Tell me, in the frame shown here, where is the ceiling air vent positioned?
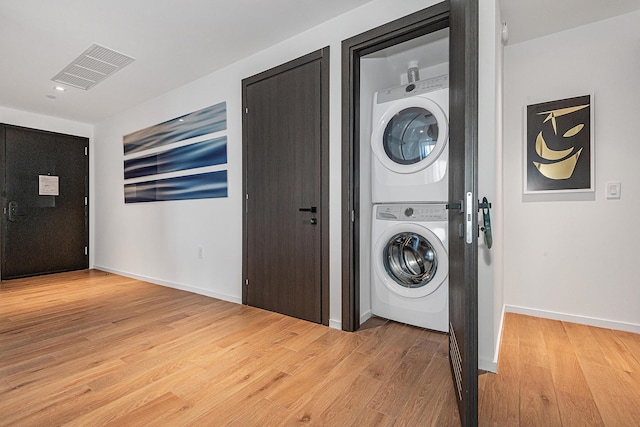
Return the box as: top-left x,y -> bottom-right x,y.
52,43 -> 135,90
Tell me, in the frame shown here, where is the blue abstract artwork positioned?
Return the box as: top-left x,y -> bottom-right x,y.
124,136 -> 227,180
123,102 -> 227,155
123,102 -> 228,203
124,171 -> 228,203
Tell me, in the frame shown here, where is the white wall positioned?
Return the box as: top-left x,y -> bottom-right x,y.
0,106 -> 95,266
502,10 -> 640,332
478,0 -> 501,372
92,0 -> 444,324
359,57 -> 399,323
0,106 -> 92,137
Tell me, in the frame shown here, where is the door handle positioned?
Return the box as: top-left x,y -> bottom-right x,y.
8,201 -> 22,222
479,197 -> 493,249
298,206 -> 317,213
299,206 -> 317,225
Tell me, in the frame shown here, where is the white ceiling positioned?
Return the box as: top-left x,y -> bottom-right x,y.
2,0 -> 640,124
0,0 -> 375,124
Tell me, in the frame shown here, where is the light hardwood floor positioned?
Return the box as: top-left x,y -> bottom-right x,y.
0,270 -> 459,426
1,270 -> 639,426
480,312 -> 640,426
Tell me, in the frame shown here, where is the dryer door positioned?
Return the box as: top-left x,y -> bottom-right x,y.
372,96 -> 448,174
374,223 -> 448,298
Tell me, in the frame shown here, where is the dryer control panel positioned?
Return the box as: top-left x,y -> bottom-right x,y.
376,204 -> 447,221
376,74 -> 449,104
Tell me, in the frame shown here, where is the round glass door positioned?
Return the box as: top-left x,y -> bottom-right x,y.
383,107 -> 440,165
371,95 -> 448,175
383,231 -> 438,288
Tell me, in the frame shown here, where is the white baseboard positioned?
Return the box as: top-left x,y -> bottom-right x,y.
360,309 -> 373,325
505,304 -> 640,334
479,358 -> 497,373
328,310 -> 372,331
93,265 -> 242,305
488,304 -> 507,374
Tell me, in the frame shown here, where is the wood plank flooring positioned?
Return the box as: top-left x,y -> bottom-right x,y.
479,312 -> 640,426
3,270 -> 639,426
0,270 -> 459,426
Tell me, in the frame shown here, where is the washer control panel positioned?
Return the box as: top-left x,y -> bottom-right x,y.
376,204 -> 447,221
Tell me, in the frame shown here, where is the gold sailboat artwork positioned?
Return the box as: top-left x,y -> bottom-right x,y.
537,104 -> 589,135
533,131 -> 582,180
533,149 -> 583,180
534,132 -> 572,160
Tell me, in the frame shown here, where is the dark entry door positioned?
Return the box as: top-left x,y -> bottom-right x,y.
242,48 -> 329,324
1,124 -> 89,279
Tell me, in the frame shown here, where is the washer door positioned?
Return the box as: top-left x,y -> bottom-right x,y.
374,223 -> 448,298
372,96 -> 448,174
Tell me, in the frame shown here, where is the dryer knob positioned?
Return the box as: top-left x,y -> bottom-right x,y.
404,207 -> 414,217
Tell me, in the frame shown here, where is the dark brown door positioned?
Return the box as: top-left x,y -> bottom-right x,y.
242,48 -> 329,324
448,0 -> 479,425
1,124 -> 89,279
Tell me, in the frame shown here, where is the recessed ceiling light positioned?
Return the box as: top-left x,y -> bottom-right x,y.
54,86 -> 66,91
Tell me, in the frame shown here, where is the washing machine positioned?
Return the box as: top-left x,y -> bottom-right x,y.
371,203 -> 448,332
371,74 -> 449,203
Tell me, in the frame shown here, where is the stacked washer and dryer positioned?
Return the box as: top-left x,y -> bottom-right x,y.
370,73 -> 450,332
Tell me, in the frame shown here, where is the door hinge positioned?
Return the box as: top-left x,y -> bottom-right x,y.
84,147 -> 88,156
84,197 -> 88,206
351,210 -> 355,223
84,246 -> 88,256
245,279 -> 249,286
245,107 -> 249,114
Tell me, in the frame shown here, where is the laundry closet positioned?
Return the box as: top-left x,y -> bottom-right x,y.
358,28 -> 451,331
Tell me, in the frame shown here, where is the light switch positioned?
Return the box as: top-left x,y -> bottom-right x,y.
606,181 -> 621,199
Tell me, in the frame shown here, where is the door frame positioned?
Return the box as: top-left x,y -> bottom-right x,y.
340,1 -> 450,332
241,48 -> 330,325
341,1 -> 479,423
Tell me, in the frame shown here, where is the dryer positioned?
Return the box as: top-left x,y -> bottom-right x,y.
371,75 -> 449,203
371,203 -> 448,332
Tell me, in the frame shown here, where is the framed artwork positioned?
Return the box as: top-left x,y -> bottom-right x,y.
524,94 -> 594,194
122,102 -> 228,203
